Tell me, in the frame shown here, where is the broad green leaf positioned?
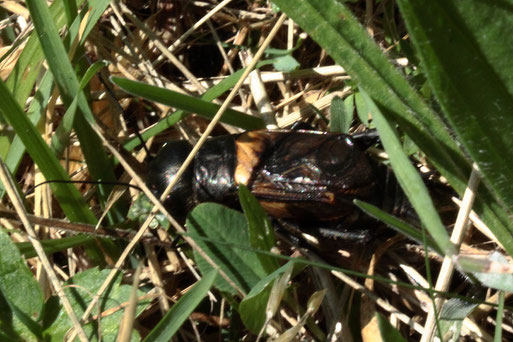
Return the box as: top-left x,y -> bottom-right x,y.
272,55 -> 300,72
438,298 -> 478,342
111,77 -> 265,131
466,252 -> 513,292
0,230 -> 43,341
187,203 -> 268,294
396,0 -> 513,236
360,89 -> 454,255
143,271 -> 217,342
238,185 -> 279,274
42,268 -> 150,341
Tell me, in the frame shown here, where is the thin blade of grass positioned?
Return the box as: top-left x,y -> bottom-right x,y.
396,0 -> 513,235
354,200 -> 441,254
1,0 -> 111,198
122,60 -> 273,150
0,79 -> 97,223
142,271 -> 217,342
111,77 -> 265,131
5,0 -> 84,105
25,0 -> 119,212
360,89 -> 455,255
50,60 -> 108,155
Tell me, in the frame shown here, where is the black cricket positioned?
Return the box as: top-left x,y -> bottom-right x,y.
147,128 -> 411,241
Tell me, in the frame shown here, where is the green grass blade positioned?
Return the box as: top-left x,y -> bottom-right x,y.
360,89 -> 455,255
111,77 -> 265,131
354,200 -> 441,254
143,271 -> 217,342
5,0 -> 83,105
122,61 -> 272,150
0,79 -> 97,223
495,291 -> 505,342
25,0 -> 123,217
0,72 -> 55,199
396,0 -> 513,224
51,60 -> 108,155
2,0 -> 110,188
16,235 -> 94,259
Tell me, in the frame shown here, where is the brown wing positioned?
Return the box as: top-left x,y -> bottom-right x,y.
234,130 -> 378,221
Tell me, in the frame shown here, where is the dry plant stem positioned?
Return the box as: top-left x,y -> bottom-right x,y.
117,262 -> 142,342
0,160 -> 89,342
452,197 -> 504,250
182,65 -> 348,92
330,269 -> 425,335
421,163 -> 481,342
143,242 -> 170,313
0,209 -> 169,245
241,50 -> 277,128
117,1 -> 206,93
152,0 -> 234,67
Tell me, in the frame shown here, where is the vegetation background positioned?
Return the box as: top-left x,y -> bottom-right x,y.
0,0 -> 512,340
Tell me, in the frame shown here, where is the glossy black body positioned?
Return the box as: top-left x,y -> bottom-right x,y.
147,129 -> 399,231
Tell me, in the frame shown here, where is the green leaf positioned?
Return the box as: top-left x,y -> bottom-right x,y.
1,0 -> 111,199
16,235 -> 95,259
25,0 -> 119,213
143,271 -> 217,342
5,0 -> 83,105
376,313 -> 407,342
0,230 -> 43,341
187,203 -> 268,294
238,185 -> 279,274
42,268 -> 150,341
122,61 -> 273,151
354,200 -> 441,254
360,89 -> 455,255
239,262 -> 295,334
111,76 -> 265,131
272,55 -> 300,72
354,92 -> 370,126
438,298 -> 478,342
467,252 -> 513,292
329,96 -> 352,133
0,78 -> 97,223
495,291 -> 505,342
396,0 -> 513,211
50,60 -> 109,155
396,0 -> 513,247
